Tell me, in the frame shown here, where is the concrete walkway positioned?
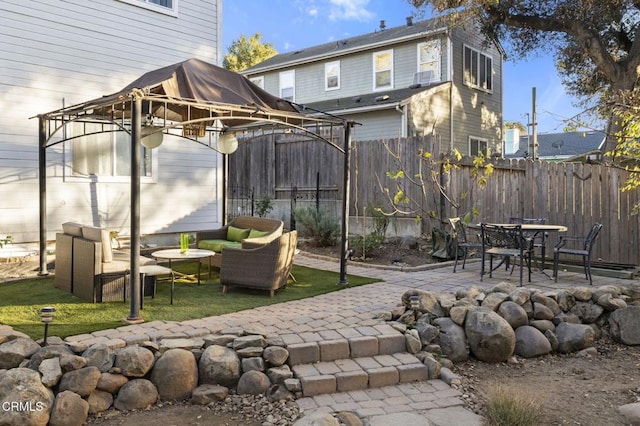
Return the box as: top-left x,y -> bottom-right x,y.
64,254 -> 638,425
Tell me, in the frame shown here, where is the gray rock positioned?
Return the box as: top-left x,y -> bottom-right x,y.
233,335 -> 266,350
569,286 -> 593,302
82,344 -> 115,373
59,353 -> 87,372
597,293 -> 627,311
490,281 -> 517,295
555,322 -> 596,353
49,390 -> 89,426
532,303 -> 554,320
236,346 -> 264,358
114,346 -> 155,378
198,344 -> 241,387
242,356 -> 265,372
528,319 -> 555,334
556,290 -> 577,312
414,320 -> 439,345
113,379 -> 158,411
404,329 -> 422,354
237,370 -> 271,395
87,389 -> 114,414
284,378 -> 302,392
0,368 -> 54,426
433,317 -> 469,363
158,338 -> 204,352
439,367 -> 461,386
150,348 -> 198,401
423,355 -> 442,380
570,301 -> 604,324
191,384 -> 229,405
508,287 -> 531,305
498,301 -> 529,329
335,411 -> 364,426
263,346 -> 289,366
267,383 -> 294,401
58,366 -> 101,397
531,292 -> 561,315
0,337 -> 42,369
609,306 -> 640,345
204,334 -> 237,347
618,402 -> 640,425
293,411 -> 340,426
514,325 -> 552,358
448,304 -> 470,326
96,372 -> 128,394
401,289 -> 444,317
267,365 -> 293,384
39,357 -> 63,387
481,292 -> 509,311
27,344 -> 75,371
465,307 -> 516,363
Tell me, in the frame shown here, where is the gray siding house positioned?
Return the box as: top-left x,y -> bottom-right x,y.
504,129 -> 606,161
243,16 -> 504,155
0,0 -> 222,246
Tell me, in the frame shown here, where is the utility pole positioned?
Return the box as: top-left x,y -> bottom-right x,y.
530,87 -> 538,160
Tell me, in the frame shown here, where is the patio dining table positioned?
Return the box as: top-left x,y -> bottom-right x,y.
472,223 -> 568,279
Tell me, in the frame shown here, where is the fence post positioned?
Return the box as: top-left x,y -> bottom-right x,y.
290,186 -> 297,230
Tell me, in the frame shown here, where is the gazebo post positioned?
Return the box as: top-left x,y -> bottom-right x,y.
38,115 -> 49,276
338,121 -> 353,286
126,98 -> 143,323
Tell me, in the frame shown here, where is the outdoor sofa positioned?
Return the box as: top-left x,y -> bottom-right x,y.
55,222 -> 156,303
195,216 -> 284,272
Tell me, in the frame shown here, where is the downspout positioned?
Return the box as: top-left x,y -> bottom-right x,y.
395,104 -> 406,138
126,98 -> 142,323
447,32 -> 454,152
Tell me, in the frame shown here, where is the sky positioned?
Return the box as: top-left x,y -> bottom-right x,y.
222,0 -> 586,135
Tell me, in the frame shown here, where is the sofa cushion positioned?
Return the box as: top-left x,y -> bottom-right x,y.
248,229 -> 270,239
227,226 -> 251,242
82,226 -> 113,263
62,222 -> 84,237
198,239 -> 242,253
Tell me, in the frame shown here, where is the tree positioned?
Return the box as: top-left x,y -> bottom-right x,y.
223,33 -> 277,72
407,0 -> 640,155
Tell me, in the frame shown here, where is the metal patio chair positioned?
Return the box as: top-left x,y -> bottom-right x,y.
553,223 -> 603,285
448,217 -> 482,273
509,217 -> 549,268
481,223 -> 532,287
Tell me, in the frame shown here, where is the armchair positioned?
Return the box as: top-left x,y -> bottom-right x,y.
553,223 -> 603,285
448,217 -> 482,273
220,230 -> 298,297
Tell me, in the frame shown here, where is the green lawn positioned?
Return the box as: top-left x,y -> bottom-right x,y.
0,262 -> 380,339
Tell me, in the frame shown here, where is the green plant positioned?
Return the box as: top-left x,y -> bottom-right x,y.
294,207 -> 340,247
349,233 -> 385,256
484,384 -> 542,426
0,235 -> 12,248
255,195 -> 274,217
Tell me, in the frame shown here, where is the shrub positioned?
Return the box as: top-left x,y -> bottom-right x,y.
294,207 -> 340,247
349,233 -> 385,257
484,384 -> 542,426
255,196 -> 274,217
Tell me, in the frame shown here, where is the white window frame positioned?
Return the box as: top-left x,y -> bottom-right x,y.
117,0 -> 178,17
416,40 -> 441,84
65,123 -> 157,183
373,49 -> 393,91
279,70 -> 295,102
469,136 -> 489,157
325,60 -> 340,91
249,76 -> 264,89
463,45 -> 493,92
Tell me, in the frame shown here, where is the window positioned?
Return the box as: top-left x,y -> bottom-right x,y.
325,61 -> 340,91
463,45 -> 493,91
249,76 -> 264,89
71,123 -> 152,179
373,50 -> 393,90
118,0 -> 177,15
279,70 -> 295,101
149,0 -> 172,7
469,137 -> 489,157
416,40 -> 441,84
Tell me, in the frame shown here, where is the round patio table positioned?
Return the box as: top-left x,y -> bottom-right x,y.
151,248 -> 215,285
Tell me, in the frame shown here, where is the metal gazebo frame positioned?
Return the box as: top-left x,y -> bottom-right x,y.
37,76 -> 353,322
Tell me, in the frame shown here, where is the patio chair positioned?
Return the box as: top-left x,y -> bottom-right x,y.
553,223 -> 603,285
509,217 -> 548,267
481,223 -> 531,287
448,217 -> 482,272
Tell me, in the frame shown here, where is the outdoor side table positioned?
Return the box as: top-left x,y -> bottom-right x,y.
139,264 -> 175,308
151,249 -> 215,285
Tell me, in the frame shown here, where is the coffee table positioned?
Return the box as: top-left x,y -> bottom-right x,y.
151,249 -> 215,285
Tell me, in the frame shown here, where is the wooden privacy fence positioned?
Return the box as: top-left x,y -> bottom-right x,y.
230,135 -> 640,266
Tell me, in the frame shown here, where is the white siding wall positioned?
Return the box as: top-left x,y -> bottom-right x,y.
0,0 -> 221,242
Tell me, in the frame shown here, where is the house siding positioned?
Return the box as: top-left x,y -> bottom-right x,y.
0,0 -> 221,243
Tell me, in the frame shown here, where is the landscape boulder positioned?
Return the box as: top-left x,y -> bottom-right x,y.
465,307 -> 515,363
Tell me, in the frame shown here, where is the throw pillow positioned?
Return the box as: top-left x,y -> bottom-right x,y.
248,229 -> 270,239
227,226 -> 251,242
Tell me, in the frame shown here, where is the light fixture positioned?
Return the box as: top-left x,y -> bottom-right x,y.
40,306 -> 55,346
217,131 -> 238,154
140,115 -> 164,149
409,295 -> 420,311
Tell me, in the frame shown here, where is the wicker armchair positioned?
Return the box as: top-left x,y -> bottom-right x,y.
220,230 -> 297,297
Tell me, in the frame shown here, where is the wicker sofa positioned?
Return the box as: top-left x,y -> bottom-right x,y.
55,222 -> 156,303
220,230 -> 298,297
195,216 -> 284,271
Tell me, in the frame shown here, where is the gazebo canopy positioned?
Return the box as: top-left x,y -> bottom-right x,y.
37,58 -> 352,323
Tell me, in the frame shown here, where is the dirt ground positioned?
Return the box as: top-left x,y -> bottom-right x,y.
4,250 -> 640,425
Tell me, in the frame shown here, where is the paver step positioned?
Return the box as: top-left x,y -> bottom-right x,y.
292,353 -> 428,397
284,331 -> 407,366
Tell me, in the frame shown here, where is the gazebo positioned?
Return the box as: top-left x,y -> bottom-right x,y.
36,58 -> 353,322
